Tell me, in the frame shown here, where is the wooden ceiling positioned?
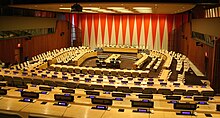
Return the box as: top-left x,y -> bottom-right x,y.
10,3 -> 195,14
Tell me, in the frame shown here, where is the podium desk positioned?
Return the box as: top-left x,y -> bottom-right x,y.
63,104 -> 106,118
21,101 -> 67,117
0,97 -> 29,111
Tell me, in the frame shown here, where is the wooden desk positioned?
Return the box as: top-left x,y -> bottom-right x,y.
103,47 -> 138,53
0,97 -> 29,111
72,51 -> 97,66
21,101 -> 67,117
63,104 -> 106,118
105,54 -> 121,63
133,53 -> 148,69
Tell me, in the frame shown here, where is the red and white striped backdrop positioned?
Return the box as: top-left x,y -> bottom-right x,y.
77,14 -> 186,50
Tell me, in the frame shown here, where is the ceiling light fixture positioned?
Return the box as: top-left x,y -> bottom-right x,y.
83,7 -> 100,10
59,8 -> 71,10
107,7 -> 125,10
133,7 -> 151,10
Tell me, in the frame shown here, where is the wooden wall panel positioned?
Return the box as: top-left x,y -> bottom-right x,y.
0,20 -> 70,64
173,22 -> 214,83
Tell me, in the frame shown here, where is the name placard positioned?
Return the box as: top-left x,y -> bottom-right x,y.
54,94 -> 74,102
91,98 -> 113,105
21,91 -> 39,99
131,100 -> 154,108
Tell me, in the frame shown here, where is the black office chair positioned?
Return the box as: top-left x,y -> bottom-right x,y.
4,76 -> 13,86
32,79 -> 44,85
117,86 -> 131,93
143,88 -> 157,94
103,85 -> 116,92
55,81 -> 66,87
44,80 -> 56,87
66,82 -> 78,89
90,85 -> 103,90
173,89 -> 186,95
130,87 -> 143,93
23,77 -> 32,84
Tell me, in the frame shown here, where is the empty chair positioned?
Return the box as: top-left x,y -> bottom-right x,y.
4,76 -> 13,86
88,69 -> 95,75
66,82 -> 78,88
95,70 -> 102,75
55,81 -> 66,87
118,71 -> 124,76
201,90 -> 215,97
103,85 -> 116,92
103,70 -> 110,76
61,67 -> 68,72
54,67 -> 61,72
13,77 -> 23,87
44,80 -> 56,86
67,68 -> 74,73
0,75 -> 4,81
111,71 -> 117,76
90,85 -> 103,90
140,72 -> 148,78
173,89 -> 186,95
78,84 -> 91,90
47,66 -> 54,71
132,72 -> 139,77
124,72 -> 132,77
130,87 -> 143,93
117,86 -> 131,93
185,90 -> 200,96
32,79 -> 44,85
157,88 -> 172,95
74,68 -> 81,74
23,77 -> 32,84
143,88 -> 157,94
82,69 -> 88,74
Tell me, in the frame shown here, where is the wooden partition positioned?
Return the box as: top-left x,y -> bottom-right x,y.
172,22 -> 214,86
0,20 -> 71,64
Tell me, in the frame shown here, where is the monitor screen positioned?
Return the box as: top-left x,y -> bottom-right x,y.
174,103 -> 197,110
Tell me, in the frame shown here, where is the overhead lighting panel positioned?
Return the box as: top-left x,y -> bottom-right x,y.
59,8 -> 71,10
83,7 -> 100,10
107,7 -> 125,10
133,7 -> 152,10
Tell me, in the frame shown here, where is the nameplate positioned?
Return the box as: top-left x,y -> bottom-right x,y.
62,89 -> 75,93
39,86 -> 52,91
174,103 -> 197,110
176,111 -> 195,116
114,97 -> 123,101
21,91 -> 39,99
133,108 -> 151,113
19,98 -> 35,102
131,100 -> 154,108
112,93 -> 126,97
86,91 -> 100,96
91,98 -> 113,105
138,94 -> 153,99
54,94 -> 74,102
166,96 -> 181,100
194,96 -> 209,101
53,101 -> 70,106
91,105 -> 108,110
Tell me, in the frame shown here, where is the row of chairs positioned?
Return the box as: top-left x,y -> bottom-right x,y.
48,66 -> 148,78
0,75 -> 214,96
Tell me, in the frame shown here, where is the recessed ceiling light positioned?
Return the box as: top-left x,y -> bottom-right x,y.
82,10 -> 97,13
107,7 -> 125,10
34,5 -> 37,7
60,5 -> 63,7
83,7 -> 100,10
133,7 -> 151,10
136,9 -> 152,13
59,8 -> 71,10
